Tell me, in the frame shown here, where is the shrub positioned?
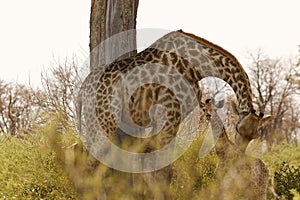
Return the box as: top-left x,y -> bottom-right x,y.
0,135 -> 77,199
274,162 -> 300,200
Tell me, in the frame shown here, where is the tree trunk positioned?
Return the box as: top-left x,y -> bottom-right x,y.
90,0 -> 139,71
88,1 -> 141,199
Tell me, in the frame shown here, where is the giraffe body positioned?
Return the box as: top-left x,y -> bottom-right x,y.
78,30 -> 254,152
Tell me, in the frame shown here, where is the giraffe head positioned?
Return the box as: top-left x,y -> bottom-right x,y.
232,101 -> 272,152
202,98 -> 224,120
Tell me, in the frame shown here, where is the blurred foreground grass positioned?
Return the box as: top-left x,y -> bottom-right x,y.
0,116 -> 299,199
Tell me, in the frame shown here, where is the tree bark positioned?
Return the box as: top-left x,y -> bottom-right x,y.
88,1 -> 140,199
90,0 -> 139,71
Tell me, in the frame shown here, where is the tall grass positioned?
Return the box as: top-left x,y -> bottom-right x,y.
1,115 -> 299,199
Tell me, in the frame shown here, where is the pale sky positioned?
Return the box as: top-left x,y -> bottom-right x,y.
0,0 -> 299,86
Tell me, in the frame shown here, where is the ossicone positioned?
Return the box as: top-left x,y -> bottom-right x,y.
259,112 -> 264,118
205,99 -> 212,104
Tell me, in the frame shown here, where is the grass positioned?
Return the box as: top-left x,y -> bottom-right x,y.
1,119 -> 299,199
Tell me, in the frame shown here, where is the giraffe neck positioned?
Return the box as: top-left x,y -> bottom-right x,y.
148,30 -> 253,112
210,111 -> 237,163
100,30 -> 253,112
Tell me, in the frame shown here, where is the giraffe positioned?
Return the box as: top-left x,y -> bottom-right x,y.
203,98 -> 269,200
78,29 -> 264,150
77,29 -> 268,198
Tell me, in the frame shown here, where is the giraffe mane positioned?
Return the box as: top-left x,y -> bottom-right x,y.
176,29 -> 254,111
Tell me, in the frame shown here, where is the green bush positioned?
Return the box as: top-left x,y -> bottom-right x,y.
0,135 -> 77,199
261,142 -> 300,199
274,162 -> 300,200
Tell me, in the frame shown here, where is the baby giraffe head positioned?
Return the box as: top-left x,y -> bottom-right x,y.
202,98 -> 224,120
232,101 -> 272,152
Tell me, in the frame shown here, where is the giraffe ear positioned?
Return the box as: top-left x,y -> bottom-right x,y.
260,115 -> 272,125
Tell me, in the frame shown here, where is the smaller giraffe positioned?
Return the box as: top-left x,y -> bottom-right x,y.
203,98 -> 269,200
